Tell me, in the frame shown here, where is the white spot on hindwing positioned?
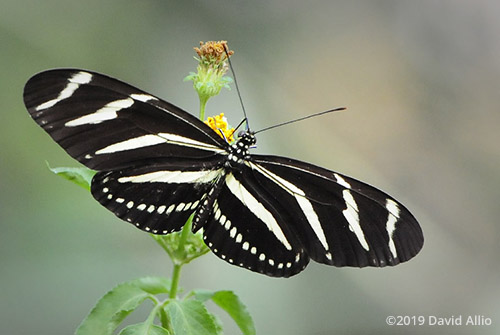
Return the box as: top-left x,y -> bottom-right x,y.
166,204 -> 175,215
157,205 -> 166,214
229,227 -> 237,238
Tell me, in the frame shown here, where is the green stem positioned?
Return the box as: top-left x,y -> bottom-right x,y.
168,216 -> 193,299
199,95 -> 208,120
168,89 -> 208,300
169,264 -> 182,299
147,302 -> 163,324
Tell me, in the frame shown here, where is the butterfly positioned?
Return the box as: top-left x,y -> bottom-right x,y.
23,69 -> 423,277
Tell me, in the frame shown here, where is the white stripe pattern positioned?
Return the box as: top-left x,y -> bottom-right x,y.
36,71 -> 92,111
65,98 -> 134,127
225,173 -> 292,250
94,132 -> 226,155
117,169 -> 222,184
251,163 -> 330,252
130,93 -> 158,102
385,199 -> 400,258
334,173 -> 370,251
95,134 -> 166,154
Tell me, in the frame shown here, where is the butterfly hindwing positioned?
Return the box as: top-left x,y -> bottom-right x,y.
23,69 -> 228,171
91,158 -> 224,234
200,170 -> 309,277
250,155 -> 423,268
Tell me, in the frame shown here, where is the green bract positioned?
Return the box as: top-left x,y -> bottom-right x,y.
185,67 -> 233,103
184,41 -> 234,120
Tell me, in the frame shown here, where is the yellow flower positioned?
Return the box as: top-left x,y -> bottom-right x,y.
204,113 -> 235,143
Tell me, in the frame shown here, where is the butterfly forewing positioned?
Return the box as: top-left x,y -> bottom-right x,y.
24,69 -> 228,171
251,155 -> 423,267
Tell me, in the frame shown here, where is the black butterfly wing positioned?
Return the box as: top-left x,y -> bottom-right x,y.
24,69 -> 229,233
91,157 -> 225,234
199,170 -> 310,277
23,69 -> 228,171
249,155 -> 423,268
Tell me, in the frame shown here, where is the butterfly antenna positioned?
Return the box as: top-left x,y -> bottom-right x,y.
224,45 -> 250,131
228,118 -> 248,140
254,107 -> 346,134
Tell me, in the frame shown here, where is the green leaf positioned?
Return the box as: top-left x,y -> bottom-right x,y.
193,290 -> 256,335
165,300 -> 220,335
48,164 -> 96,191
76,277 -> 170,335
131,276 -> 171,295
119,323 -> 170,335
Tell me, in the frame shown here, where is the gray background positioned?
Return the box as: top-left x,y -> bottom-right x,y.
2,1 -> 499,334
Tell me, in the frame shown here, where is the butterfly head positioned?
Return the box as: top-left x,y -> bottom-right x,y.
226,130 -> 256,168
236,130 -> 256,150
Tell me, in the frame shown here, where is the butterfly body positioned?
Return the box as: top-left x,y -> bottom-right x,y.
24,69 -> 423,277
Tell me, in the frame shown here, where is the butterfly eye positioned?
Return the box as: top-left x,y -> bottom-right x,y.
237,130 -> 246,138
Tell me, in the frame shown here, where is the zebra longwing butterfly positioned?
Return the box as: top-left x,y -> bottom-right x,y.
24,69 -> 423,277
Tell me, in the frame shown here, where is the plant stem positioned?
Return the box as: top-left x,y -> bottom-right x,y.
168,216 -> 193,299
169,263 -> 182,299
168,92 -> 207,300
199,95 -> 208,120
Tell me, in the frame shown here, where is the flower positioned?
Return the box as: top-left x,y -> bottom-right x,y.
205,113 -> 235,143
194,40 -> 234,66
185,41 -> 234,105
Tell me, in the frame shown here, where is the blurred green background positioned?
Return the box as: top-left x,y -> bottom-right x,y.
2,1 -> 499,334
